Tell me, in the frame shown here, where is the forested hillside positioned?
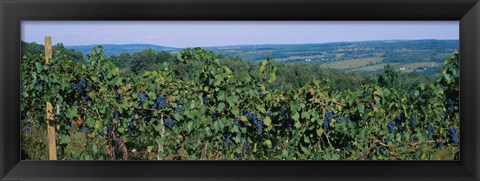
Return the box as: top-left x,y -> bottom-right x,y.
65,39 -> 458,76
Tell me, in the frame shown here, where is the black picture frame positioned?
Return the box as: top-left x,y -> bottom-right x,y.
1,0 -> 479,180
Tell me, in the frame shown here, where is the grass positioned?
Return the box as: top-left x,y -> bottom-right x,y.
349,63 -> 400,72
321,57 -> 384,69
323,58 -> 440,74
399,62 -> 440,72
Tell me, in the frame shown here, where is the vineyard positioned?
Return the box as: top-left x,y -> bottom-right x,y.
21,46 -> 459,160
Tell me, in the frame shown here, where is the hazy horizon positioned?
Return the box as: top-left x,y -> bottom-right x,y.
22,21 -> 458,48
22,38 -> 459,49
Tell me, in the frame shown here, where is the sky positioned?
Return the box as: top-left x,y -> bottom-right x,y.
21,21 -> 459,48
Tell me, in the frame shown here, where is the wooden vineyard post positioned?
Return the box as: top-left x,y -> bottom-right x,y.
45,36 -> 57,160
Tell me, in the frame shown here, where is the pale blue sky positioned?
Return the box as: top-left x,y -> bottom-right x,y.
21,21 -> 459,48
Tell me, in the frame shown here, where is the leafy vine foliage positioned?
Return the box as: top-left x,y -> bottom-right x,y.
21,46 -> 459,160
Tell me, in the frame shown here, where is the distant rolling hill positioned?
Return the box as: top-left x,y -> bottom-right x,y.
205,39 -> 458,63
205,39 -> 458,76
66,44 -> 180,57
66,39 -> 458,76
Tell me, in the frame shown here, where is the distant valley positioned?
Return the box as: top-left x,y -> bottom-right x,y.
66,39 -> 458,76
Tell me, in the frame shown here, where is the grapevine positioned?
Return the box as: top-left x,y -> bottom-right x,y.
20,47 -> 460,160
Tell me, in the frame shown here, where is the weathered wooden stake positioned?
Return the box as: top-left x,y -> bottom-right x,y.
45,36 -> 57,160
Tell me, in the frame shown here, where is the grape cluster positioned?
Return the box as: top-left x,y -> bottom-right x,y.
450,127 -> 459,144
23,123 -> 32,132
350,114 -> 361,122
128,122 -> 135,135
427,124 -> 434,139
237,131 -> 243,140
437,142 -> 444,150
259,91 -> 265,98
245,112 -> 262,135
152,102 -> 157,109
178,99 -> 184,105
84,129 -> 92,139
395,113 -> 403,130
202,94 -> 209,105
114,112 -> 119,120
281,109 -> 293,132
286,119 -> 293,132
447,98 -> 455,113
80,77 -> 87,88
156,95 -> 168,109
388,122 -> 396,134
409,116 -> 416,127
76,82 -> 83,92
242,141 -> 248,150
81,96 -> 87,104
225,135 -> 235,148
225,135 -> 232,145
74,78 -> 91,104
138,93 -> 146,104
176,107 -> 182,113
305,92 -> 313,101
70,83 -> 75,91
244,112 -> 256,120
164,118 -> 177,130
21,110 -> 27,120
78,122 -> 84,131
106,124 -> 112,135
254,119 -> 263,135
211,112 -> 219,119
114,89 -> 121,103
337,117 -> 346,124
323,111 -> 333,131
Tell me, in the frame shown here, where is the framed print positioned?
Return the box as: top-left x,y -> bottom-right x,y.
1,0 -> 479,180
19,20 -> 462,161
